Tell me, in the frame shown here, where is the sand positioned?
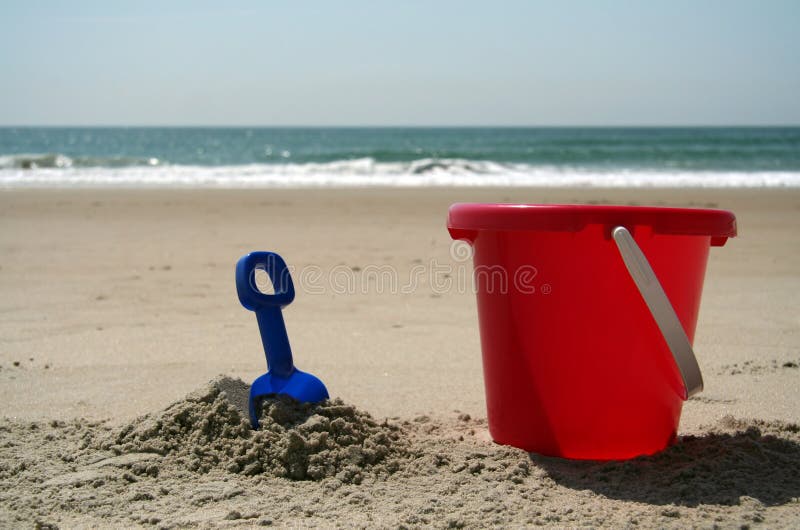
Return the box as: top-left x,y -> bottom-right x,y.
0,376 -> 798,528
2,376 -> 798,528
1,187 -> 799,527
106,377 -> 405,482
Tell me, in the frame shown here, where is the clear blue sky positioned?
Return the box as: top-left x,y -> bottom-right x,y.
1,1 -> 798,126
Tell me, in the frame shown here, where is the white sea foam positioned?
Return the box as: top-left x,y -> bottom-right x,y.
1,157 -> 799,188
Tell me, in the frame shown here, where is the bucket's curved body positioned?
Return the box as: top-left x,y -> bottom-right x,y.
448,204 -> 736,460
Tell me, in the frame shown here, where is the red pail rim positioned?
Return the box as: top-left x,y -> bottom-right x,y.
448,203 -> 737,240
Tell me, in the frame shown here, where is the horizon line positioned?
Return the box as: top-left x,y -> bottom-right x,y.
2,124 -> 800,129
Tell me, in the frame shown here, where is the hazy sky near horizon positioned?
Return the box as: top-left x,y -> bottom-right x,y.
1,1 -> 798,126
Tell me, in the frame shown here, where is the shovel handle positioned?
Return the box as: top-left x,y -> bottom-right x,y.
236,252 -> 296,378
236,252 -> 295,310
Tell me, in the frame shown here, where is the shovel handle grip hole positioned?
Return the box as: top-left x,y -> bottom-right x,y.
253,267 -> 275,295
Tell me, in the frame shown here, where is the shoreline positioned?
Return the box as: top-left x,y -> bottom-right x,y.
3,179 -> 800,190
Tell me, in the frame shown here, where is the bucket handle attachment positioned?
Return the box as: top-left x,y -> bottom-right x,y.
612,226 -> 703,400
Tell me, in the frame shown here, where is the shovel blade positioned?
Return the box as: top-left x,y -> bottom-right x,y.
248,369 -> 329,428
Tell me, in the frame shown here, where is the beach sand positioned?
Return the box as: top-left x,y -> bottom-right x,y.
1,187 -> 799,527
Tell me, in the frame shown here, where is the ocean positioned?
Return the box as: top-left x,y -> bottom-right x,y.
1,127 -> 799,188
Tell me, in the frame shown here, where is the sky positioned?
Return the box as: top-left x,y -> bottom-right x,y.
1,1 -> 798,126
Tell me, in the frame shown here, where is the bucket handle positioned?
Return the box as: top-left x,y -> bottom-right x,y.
612,226 -> 703,400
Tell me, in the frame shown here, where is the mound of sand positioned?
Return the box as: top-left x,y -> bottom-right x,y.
1,377 -> 799,528
104,376 -> 405,483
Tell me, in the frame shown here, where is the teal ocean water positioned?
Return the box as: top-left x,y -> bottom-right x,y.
1,127 -> 798,187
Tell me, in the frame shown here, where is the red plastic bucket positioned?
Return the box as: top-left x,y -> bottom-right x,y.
448,204 -> 737,460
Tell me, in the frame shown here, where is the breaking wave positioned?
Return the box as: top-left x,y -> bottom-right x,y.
0,153 -> 161,170
1,155 -> 799,188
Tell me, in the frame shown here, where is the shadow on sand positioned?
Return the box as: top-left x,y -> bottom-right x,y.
531,417 -> 800,507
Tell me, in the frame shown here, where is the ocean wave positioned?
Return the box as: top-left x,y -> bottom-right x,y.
0,153 -> 160,170
1,157 -> 799,188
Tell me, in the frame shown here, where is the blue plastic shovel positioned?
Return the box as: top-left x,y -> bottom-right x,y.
235,251 -> 329,428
